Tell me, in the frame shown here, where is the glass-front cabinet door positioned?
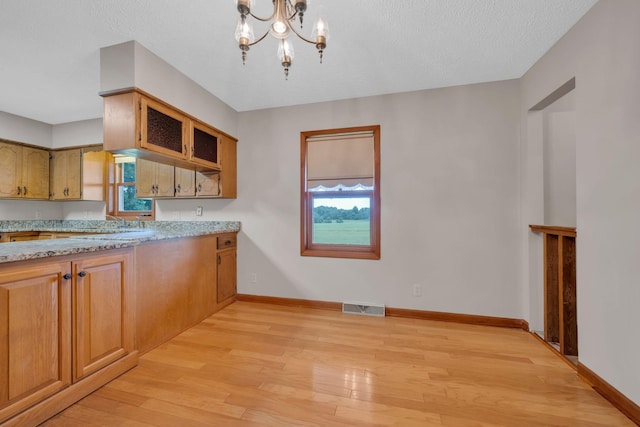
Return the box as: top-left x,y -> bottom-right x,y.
189,120 -> 221,170
140,97 -> 187,159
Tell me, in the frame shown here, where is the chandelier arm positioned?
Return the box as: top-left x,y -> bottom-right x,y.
288,23 -> 316,45
249,10 -> 277,22
248,29 -> 271,47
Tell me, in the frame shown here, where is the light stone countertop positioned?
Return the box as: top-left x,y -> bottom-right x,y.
0,220 -> 240,264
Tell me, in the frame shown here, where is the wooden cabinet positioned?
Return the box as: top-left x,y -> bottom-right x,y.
136,158 -> 175,198
190,120 -> 221,170
193,137 -> 236,198
135,235 -> 218,353
0,249 -> 136,426
140,96 -> 188,159
216,233 -> 237,303
175,167 -> 196,197
135,157 -> 234,199
0,142 -> 49,199
0,261 -> 72,423
50,148 -> 107,201
195,171 -> 220,197
73,253 -> 132,380
51,148 -> 80,199
103,90 -> 237,180
135,233 -> 237,354
0,232 -> 40,242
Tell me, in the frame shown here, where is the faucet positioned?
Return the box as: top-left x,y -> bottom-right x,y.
135,214 -> 152,228
105,214 -> 126,227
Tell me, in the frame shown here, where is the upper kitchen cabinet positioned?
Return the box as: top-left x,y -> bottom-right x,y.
0,141 -> 49,199
190,120 -> 221,170
140,96 -> 187,159
136,158 -> 175,198
102,89 -> 235,174
50,147 -> 108,201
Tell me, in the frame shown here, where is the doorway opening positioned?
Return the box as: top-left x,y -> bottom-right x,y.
528,78 -> 578,365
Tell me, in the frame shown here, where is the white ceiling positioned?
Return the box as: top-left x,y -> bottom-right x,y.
0,0 -> 597,125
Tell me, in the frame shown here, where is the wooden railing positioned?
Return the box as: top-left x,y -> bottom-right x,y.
529,225 -> 577,356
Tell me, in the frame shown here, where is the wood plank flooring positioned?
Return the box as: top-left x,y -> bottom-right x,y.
43,302 -> 634,426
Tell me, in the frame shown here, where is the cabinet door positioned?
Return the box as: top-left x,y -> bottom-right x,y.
189,120 -> 221,170
136,158 -> 157,198
195,171 -> 220,197
22,147 -> 50,199
136,159 -> 175,198
175,167 -> 195,197
64,149 -> 82,199
0,262 -> 71,423
140,97 -> 187,159
51,149 -> 81,200
155,162 -> 175,198
217,249 -> 237,303
0,143 -> 21,198
73,253 -> 130,381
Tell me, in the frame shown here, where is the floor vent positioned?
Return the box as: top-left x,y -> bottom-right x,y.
342,302 -> 385,317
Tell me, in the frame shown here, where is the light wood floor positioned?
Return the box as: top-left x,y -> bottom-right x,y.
43,302 -> 633,426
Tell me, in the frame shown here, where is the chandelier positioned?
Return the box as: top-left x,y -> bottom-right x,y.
234,0 -> 329,79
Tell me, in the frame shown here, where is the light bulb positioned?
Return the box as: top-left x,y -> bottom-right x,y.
312,15 -> 329,39
269,0 -> 290,39
277,38 -> 295,61
277,39 -> 295,79
235,16 -> 254,43
272,20 -> 288,36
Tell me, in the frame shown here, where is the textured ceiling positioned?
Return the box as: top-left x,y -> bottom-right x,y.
0,0 -> 597,124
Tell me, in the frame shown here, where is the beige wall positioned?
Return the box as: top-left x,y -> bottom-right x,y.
521,0 -> 640,405
164,80 -> 523,319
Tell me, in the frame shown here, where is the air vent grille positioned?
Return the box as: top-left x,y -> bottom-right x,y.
342,302 -> 385,317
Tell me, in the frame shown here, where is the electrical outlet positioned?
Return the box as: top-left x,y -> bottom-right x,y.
412,284 -> 422,297
249,273 -> 257,284
196,206 -> 203,216
35,211 -> 42,219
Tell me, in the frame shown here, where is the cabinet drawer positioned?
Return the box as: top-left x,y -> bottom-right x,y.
217,234 -> 236,249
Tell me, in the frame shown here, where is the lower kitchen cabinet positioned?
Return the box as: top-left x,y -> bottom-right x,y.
217,233 -> 237,303
0,261 -> 72,424
73,253 -> 132,380
0,248 -> 136,426
135,233 -> 237,354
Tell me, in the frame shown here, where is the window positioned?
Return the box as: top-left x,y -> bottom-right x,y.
110,156 -> 153,218
301,125 -> 380,259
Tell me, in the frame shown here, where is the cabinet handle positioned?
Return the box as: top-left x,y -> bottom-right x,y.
218,255 -> 221,265
197,183 -> 202,193
23,186 -> 27,196
63,273 -> 72,280
225,240 -> 232,246
16,186 -> 21,196
78,271 -> 87,278
176,184 -> 181,193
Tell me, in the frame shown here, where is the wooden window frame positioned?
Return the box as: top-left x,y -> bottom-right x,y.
108,158 -> 155,220
300,125 -> 381,260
